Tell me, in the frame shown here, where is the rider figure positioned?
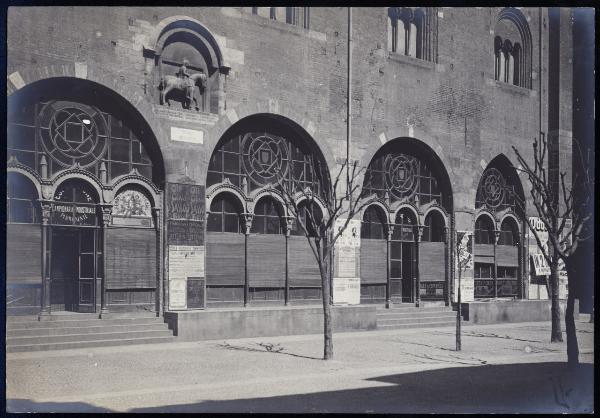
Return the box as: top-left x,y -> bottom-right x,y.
177,59 -> 191,80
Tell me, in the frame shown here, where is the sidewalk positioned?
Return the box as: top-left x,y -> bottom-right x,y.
6,319 -> 594,413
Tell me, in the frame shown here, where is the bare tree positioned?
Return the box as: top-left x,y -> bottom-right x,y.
512,134 -> 593,366
455,231 -> 473,351
278,159 -> 374,360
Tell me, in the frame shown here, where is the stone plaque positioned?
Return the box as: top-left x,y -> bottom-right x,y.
169,278 -> 187,310
332,277 -> 360,305
171,126 -> 204,144
454,276 -> 474,302
168,245 -> 205,280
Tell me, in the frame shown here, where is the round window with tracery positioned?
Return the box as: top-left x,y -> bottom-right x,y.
241,133 -> 289,187
40,102 -> 107,168
384,153 -> 419,200
481,168 -> 506,209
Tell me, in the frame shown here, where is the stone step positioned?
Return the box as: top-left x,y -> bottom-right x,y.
378,305 -> 452,311
7,329 -> 174,346
377,316 -> 457,326
376,308 -> 454,316
6,336 -> 176,353
7,312 -> 158,323
377,321 -> 455,330
6,317 -> 163,329
6,322 -> 169,337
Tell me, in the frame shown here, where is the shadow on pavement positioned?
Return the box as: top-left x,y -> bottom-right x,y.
127,362 -> 594,414
6,398 -> 113,413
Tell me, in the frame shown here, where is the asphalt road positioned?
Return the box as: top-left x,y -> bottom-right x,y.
5,319 -> 594,413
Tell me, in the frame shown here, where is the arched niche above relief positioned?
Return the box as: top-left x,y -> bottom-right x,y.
144,19 -> 230,114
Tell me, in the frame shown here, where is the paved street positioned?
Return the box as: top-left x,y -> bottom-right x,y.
6,318 -> 594,414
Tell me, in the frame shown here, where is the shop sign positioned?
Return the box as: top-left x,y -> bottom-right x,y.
52,203 -> 96,225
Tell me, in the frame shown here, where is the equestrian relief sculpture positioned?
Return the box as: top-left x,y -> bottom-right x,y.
159,59 -> 207,110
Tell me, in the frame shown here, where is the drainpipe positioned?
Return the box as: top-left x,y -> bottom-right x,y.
347,7 -> 352,169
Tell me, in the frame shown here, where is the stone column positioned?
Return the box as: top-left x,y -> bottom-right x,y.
284,216 -> 295,306
493,229 -> 501,299
99,205 -> 112,318
385,224 -> 394,309
38,202 -> 52,320
444,225 -> 451,306
415,225 -> 424,307
243,213 -> 253,307
153,207 -> 163,317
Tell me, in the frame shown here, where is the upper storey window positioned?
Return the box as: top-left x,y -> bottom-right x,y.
387,7 -> 436,62
251,7 -> 310,29
493,8 -> 532,89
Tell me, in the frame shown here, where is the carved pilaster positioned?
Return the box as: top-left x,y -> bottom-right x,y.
39,201 -> 52,319
284,216 -> 295,237
100,205 -> 113,227
386,223 -> 395,241
99,205 -> 112,317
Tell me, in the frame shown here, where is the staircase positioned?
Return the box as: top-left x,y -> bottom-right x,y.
6,313 -> 175,353
376,304 -> 456,330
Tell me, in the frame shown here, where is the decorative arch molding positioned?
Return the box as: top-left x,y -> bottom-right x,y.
145,15 -> 229,71
111,175 -> 163,208
206,183 -> 249,214
360,200 -> 391,224
50,169 -> 105,203
474,209 -> 498,230
204,105 -> 337,185
499,212 -> 523,233
392,203 -> 421,226
250,189 -> 288,216
294,193 -> 329,220
476,153 -> 526,217
6,75 -> 166,187
423,205 -> 449,227
6,159 -> 44,199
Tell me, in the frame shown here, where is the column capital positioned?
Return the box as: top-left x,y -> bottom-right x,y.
494,229 -> 501,245
40,200 -> 52,225
416,225 -> 424,243
386,223 -> 395,241
284,215 -> 295,237
99,204 -> 113,227
243,212 -> 254,235
152,207 -> 162,231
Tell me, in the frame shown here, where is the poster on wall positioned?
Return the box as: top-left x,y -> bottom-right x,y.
454,231 -> 474,302
332,277 -> 360,305
527,217 -> 569,298
334,218 -> 361,247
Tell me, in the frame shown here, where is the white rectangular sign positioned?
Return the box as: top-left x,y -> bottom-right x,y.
168,245 -> 205,279
332,277 -> 360,305
169,278 -> 187,310
170,126 -> 204,144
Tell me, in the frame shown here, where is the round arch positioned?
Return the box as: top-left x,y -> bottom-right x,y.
51,171 -> 104,204
112,177 -> 162,209
205,110 -> 337,185
361,136 -> 454,213
476,153 -> 525,217
7,167 -> 42,199
423,206 -> 449,227
392,204 -> 420,226
206,188 -> 247,215
7,76 -> 166,188
251,192 -> 287,217
360,201 -> 391,225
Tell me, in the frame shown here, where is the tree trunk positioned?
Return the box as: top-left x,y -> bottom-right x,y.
320,258 -> 334,360
549,259 -> 563,343
565,259 -> 579,367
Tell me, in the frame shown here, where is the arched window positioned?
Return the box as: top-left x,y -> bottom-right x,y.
361,205 -> 387,240
392,208 -> 417,242
207,193 -> 243,233
207,131 -> 325,197
388,7 -> 433,61
494,8 -> 532,88
423,211 -> 445,242
7,172 -> 40,224
475,166 -> 521,215
499,217 -> 519,246
474,215 -> 495,245
7,100 -> 154,182
291,200 -> 323,237
251,197 -> 285,235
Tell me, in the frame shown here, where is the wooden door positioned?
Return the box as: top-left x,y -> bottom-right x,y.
77,228 -> 97,312
50,228 -> 78,311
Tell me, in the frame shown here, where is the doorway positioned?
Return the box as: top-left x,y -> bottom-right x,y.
50,227 -> 98,313
389,209 -> 417,304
